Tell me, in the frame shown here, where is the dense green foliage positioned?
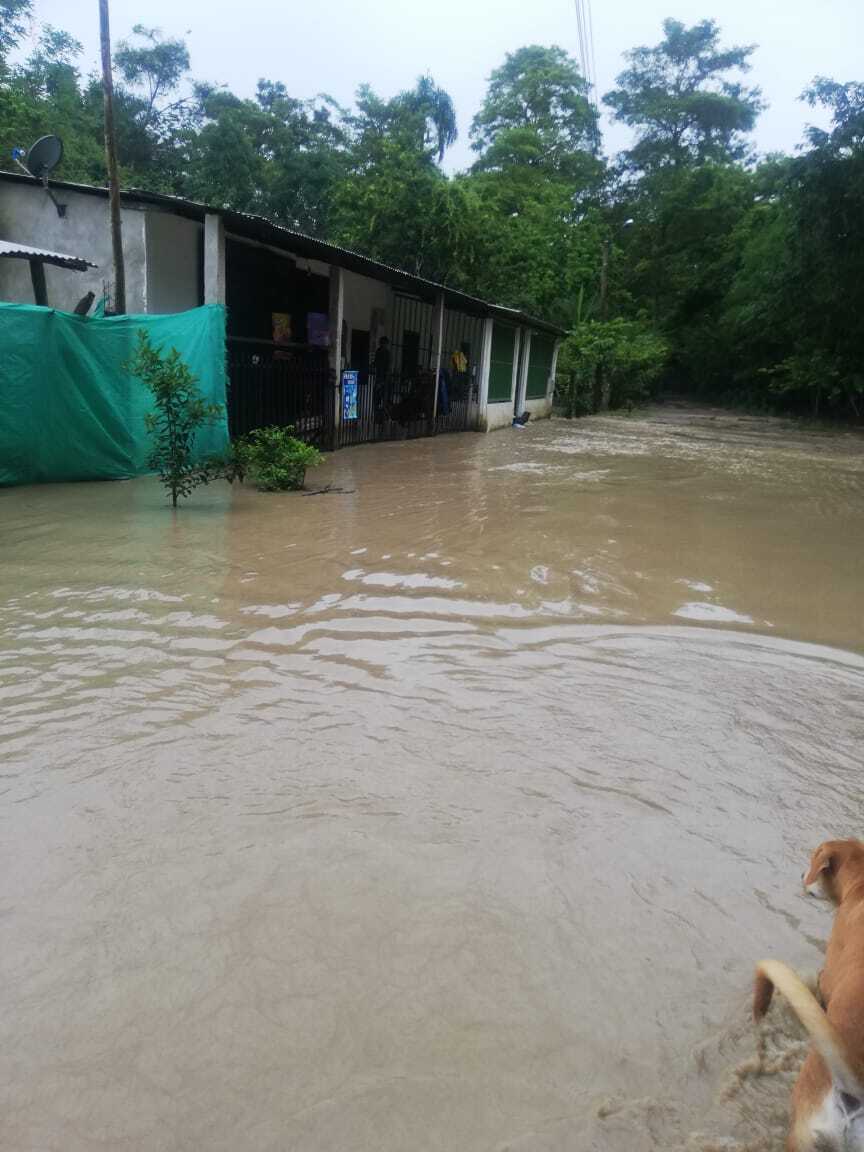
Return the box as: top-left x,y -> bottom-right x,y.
131,331 -> 222,506
2,4 -> 862,418
235,426 -> 323,492
558,320 -> 669,416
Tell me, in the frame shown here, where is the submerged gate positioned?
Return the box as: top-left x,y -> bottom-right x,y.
226,299 -> 487,451
226,339 -> 334,447
336,296 -> 484,448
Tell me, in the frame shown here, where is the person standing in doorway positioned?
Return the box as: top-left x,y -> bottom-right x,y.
373,336 -> 392,416
374,336 -> 391,385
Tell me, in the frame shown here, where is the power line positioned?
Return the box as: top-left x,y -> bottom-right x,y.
574,0 -> 601,151
585,0 -> 601,151
573,0 -> 590,90
586,0 -> 600,117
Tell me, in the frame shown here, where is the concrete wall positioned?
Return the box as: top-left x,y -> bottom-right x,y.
521,331 -> 556,422
522,396 -> 554,420
485,400 -> 518,431
145,210 -> 202,313
478,326 -> 561,428
342,269 -> 389,364
0,182 -> 147,311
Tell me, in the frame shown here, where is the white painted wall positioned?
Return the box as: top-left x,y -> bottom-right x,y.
514,328 -> 531,415
146,210 -> 201,313
485,400 -> 518,431
522,396 -> 554,420
476,317 -> 493,428
0,181 -> 147,311
342,269 -> 388,363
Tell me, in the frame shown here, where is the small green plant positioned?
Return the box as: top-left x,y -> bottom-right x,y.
210,437 -> 252,484
238,426 -> 324,491
131,331 -> 223,506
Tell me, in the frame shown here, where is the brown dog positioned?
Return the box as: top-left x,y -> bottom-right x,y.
753,839 -> 864,1150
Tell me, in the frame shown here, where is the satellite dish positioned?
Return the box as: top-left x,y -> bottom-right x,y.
25,135 -> 64,180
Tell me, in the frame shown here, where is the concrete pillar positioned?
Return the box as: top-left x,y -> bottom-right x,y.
328,264 -> 345,447
431,291 -> 445,422
203,213 -> 226,305
548,338 -> 562,401
29,259 -> 48,307
513,329 -> 527,414
511,327 -> 525,417
477,316 -> 493,431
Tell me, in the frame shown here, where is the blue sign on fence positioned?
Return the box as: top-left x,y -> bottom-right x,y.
342,370 -> 359,421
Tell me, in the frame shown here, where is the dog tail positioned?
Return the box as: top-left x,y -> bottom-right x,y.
754,959 -> 864,1100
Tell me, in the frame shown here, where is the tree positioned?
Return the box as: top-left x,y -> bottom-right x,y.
557,318 -> 668,415
331,136 -> 477,282
114,24 -> 191,130
734,80 -> 864,415
604,19 -> 763,171
463,170 -> 604,324
615,163 -> 756,389
0,0 -> 30,71
462,45 -> 605,324
16,24 -> 81,98
396,75 -> 457,163
183,83 -> 346,234
2,24 -> 108,184
802,77 -> 864,151
471,45 -> 598,177
329,78 -> 471,281
132,331 -> 223,507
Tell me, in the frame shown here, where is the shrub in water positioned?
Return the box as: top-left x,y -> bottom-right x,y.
131,330 -> 223,506
239,426 -> 324,491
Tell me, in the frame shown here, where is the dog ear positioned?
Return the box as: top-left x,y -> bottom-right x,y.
804,847 -> 836,886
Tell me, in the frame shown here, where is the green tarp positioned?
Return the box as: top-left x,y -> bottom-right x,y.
0,302 -> 229,487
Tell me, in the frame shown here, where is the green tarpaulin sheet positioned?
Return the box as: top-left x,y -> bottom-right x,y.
0,302 -> 229,487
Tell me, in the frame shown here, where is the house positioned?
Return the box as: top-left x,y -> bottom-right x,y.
0,171 -> 565,447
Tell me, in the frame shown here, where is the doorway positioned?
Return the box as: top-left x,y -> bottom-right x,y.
351,328 -> 371,385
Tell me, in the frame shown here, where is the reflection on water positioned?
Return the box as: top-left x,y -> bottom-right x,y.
1,406 -> 863,1151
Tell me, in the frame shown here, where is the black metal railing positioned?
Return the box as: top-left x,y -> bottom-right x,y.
335,369 -> 479,447
227,339 -> 334,447
337,369 -> 438,448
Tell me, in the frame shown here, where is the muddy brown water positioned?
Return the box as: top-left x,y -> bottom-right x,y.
1,405 -> 863,1151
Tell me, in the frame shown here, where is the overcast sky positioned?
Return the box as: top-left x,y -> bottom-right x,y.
27,0 -> 864,169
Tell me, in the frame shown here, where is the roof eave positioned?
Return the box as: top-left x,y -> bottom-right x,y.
0,169 -> 567,334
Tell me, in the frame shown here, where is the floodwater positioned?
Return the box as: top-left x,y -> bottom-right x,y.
1,405 -> 863,1152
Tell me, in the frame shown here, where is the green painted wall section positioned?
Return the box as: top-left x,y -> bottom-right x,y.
526,334 -> 554,400
488,322 -> 516,403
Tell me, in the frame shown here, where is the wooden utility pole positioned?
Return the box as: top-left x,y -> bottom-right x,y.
594,238 -> 611,411
598,237 -> 610,321
99,0 -> 126,314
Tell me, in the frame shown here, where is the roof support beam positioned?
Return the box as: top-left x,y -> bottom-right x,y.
29,258 -> 48,307
204,213 -> 226,306
515,328 -> 532,417
328,265 -> 345,449
477,317 -> 494,431
431,291 -> 445,426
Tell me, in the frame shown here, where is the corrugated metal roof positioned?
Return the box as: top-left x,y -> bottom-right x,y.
0,171 -> 566,335
0,238 -> 96,271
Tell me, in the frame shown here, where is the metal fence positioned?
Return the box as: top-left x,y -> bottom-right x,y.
435,308 -> 484,435
336,367 -> 436,448
227,301 -> 486,452
227,339 -> 334,447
